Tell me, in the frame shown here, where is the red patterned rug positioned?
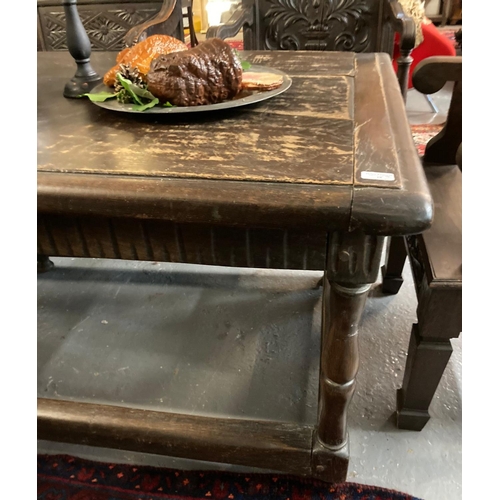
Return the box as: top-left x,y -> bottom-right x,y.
38,454 -> 422,500
411,123 -> 442,156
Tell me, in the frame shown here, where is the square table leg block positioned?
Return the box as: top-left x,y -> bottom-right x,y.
396,388 -> 430,431
381,264 -> 404,294
311,435 -> 349,483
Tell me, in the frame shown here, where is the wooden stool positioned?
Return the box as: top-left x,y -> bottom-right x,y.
381,56 -> 462,430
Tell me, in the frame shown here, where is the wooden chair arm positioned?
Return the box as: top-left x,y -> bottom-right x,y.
124,0 -> 178,47
385,0 -> 416,51
417,57 -> 462,165
412,56 -> 462,95
206,5 -> 254,41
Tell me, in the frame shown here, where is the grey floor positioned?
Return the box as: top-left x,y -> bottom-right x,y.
37,87 -> 460,500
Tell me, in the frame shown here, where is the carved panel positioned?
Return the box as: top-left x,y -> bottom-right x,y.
38,3 -> 163,51
326,230 -> 385,285
38,214 -> 327,270
263,0 -> 376,52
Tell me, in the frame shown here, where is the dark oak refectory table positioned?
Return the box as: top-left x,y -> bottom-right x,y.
37,50 -> 433,482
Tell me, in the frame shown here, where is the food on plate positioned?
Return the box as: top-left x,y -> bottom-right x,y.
241,71 -> 284,91
94,36 -> 285,110
146,38 -> 243,106
103,34 -> 188,87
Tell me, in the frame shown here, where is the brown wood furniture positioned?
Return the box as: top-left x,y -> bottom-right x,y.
206,0 -> 417,100
381,55 -> 462,431
37,48 -> 432,481
37,0 -> 197,52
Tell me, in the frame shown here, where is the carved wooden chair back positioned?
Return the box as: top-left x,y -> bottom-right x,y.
207,0 -> 416,98
242,0 -> 396,53
412,55 -> 462,166
37,0 -> 196,52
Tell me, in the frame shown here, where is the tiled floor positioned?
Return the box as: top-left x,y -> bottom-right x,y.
37,61 -> 460,500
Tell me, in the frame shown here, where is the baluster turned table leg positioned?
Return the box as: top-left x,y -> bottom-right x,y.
312,231 -> 385,482
63,0 -> 102,98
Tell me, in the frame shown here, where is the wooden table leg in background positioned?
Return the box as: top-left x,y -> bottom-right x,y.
37,254 -> 54,273
312,231 -> 385,482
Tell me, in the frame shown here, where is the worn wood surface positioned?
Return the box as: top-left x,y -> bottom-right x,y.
38,50 -> 432,234
350,54 -> 433,235
38,398 -> 314,475
38,52 -> 355,186
417,165 -> 462,284
37,172 -> 353,230
36,49 -> 432,481
354,53 -> 402,189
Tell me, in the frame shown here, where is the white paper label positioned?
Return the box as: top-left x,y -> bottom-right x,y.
360,171 -> 395,181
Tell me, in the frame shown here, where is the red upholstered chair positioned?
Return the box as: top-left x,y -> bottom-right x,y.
393,20 -> 456,90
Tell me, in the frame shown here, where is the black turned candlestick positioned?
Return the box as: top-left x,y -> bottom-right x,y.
63,0 -> 102,98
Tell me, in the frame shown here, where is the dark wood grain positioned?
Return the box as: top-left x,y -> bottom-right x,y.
317,279 -> 368,448
37,49 -> 435,478
397,170 -> 462,428
418,165 -> 462,283
381,236 -> 406,294
317,230 -> 385,449
37,53 -> 354,186
353,53 -> 402,189
37,172 -> 353,230
37,214 -> 328,269
246,51 -> 356,77
383,56 -> 462,430
38,51 -> 432,235
38,398 -> 314,475
350,54 -> 433,235
413,57 -> 462,165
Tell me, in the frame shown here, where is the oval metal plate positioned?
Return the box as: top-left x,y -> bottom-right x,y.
89,65 -> 292,114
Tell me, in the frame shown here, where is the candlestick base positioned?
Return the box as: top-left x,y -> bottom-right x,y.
64,73 -> 102,98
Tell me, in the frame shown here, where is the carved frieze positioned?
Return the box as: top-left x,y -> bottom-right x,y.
38,4 -> 162,51
264,0 -> 373,52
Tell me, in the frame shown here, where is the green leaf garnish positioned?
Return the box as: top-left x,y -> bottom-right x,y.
82,91 -> 118,102
129,85 -> 157,102
132,98 -> 160,111
81,71 -> 168,111
116,73 -> 143,105
163,102 -> 175,107
233,49 -> 251,71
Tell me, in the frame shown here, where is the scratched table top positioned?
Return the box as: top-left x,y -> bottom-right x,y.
37,51 -> 432,235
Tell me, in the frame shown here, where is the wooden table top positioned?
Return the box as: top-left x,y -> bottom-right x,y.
37,51 -> 432,235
